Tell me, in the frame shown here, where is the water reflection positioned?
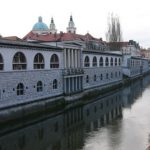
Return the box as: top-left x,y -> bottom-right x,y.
0,75 -> 150,150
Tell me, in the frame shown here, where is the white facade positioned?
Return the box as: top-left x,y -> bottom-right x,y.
0,40 -> 64,107
83,52 -> 122,89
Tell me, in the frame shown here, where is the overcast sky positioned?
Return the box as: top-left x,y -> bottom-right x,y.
0,0 -> 149,48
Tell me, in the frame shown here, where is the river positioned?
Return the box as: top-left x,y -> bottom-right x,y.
0,76 -> 150,150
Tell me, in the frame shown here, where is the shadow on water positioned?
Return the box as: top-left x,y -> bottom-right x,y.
0,75 -> 150,150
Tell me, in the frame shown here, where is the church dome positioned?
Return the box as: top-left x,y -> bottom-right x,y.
32,16 -> 49,31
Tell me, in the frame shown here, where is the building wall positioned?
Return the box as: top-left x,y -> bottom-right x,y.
142,59 -> 149,74
0,47 -> 63,105
83,53 -> 122,89
0,70 -> 63,105
0,47 -> 63,71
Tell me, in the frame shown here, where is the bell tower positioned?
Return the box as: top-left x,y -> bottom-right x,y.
67,15 -> 76,34
49,17 -> 57,34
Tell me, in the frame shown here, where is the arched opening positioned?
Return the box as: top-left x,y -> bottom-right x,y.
93,56 -> 97,67
50,54 -> 59,68
0,54 -> 4,70
34,53 -> 44,69
99,57 -> 103,67
53,79 -> 58,89
13,52 -> 26,70
100,74 -> 103,80
111,57 -> 113,66
115,58 -> 117,66
17,83 -> 24,95
94,74 -> 97,81
105,57 -> 109,66
86,75 -> 89,83
37,81 -> 43,92
84,56 -> 90,67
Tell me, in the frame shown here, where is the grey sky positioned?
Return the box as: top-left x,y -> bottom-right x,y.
0,0 -> 149,48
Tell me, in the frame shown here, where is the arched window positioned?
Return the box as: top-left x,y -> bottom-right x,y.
50,54 -> 59,68
17,83 -> 24,95
37,81 -> 43,92
115,58 -> 117,66
94,74 -> 97,81
99,57 -> 103,67
111,72 -> 113,78
92,56 -> 97,67
105,57 -> 109,66
34,53 -> 44,69
111,57 -> 113,66
53,79 -> 58,89
0,54 -> 4,70
13,52 -> 26,70
100,74 -> 103,80
119,58 -> 121,66
86,75 -> 89,83
84,56 -> 90,67
106,73 -> 109,79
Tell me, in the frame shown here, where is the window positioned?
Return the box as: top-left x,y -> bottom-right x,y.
17,83 -> 24,95
99,57 -> 103,67
37,81 -> 43,92
84,56 -> 90,67
119,71 -> 121,76
105,57 -> 109,66
0,54 -> 4,70
115,58 -> 117,66
92,56 -> 97,67
100,74 -> 103,80
13,52 -> 26,70
106,73 -> 109,79
111,72 -> 113,78
53,79 -> 58,89
50,54 -> 59,68
111,57 -> 113,66
94,74 -> 97,81
86,75 -> 89,83
34,53 -> 44,69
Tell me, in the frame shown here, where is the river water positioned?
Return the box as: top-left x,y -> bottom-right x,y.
0,76 -> 150,150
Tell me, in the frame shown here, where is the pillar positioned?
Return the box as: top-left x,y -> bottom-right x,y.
64,49 -> 66,68
71,49 -> 74,68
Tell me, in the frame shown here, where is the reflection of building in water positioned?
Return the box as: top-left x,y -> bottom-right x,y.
83,90 -> 123,131
0,89 -> 123,150
62,106 -> 84,150
122,76 -> 150,108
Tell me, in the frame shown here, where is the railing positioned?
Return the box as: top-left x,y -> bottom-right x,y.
63,68 -> 84,76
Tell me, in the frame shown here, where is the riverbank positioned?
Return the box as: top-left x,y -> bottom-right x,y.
0,73 -> 149,125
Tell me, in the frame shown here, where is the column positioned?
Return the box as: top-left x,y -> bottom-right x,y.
76,77 -> 78,91
72,77 -> 74,93
64,49 -> 66,68
75,50 -> 78,68
64,78 -> 66,93
81,76 -> 83,90
70,77 -> 72,93
74,77 -> 76,92
71,49 -> 74,68
78,50 -> 81,68
68,49 -> 70,68
68,78 -> 70,94
74,50 -> 76,68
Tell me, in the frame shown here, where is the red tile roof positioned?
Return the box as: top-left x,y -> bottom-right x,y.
23,31 -> 105,44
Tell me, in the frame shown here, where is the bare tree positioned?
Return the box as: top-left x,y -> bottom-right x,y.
106,13 -> 123,51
